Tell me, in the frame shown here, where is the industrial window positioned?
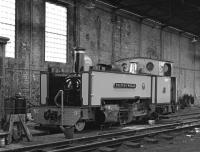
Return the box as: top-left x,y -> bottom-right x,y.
45,2 -> 67,63
0,0 -> 15,58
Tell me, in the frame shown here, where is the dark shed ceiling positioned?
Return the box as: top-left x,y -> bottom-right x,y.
100,0 -> 200,36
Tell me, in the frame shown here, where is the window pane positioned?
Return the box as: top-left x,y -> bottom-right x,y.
45,2 -> 67,63
0,0 -> 15,58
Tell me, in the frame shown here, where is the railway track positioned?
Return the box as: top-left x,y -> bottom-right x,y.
162,112 -> 200,123
29,109 -> 200,138
3,119 -> 200,152
48,124 -> 200,152
168,111 -> 200,118
30,111 -> 200,138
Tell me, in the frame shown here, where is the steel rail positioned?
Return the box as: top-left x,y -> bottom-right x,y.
168,112 -> 200,118
3,119 -> 200,152
49,122 -> 200,152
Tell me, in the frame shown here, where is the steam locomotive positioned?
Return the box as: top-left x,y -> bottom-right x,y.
31,48 -> 177,131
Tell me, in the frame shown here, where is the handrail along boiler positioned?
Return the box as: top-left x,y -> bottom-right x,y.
31,48 -> 176,131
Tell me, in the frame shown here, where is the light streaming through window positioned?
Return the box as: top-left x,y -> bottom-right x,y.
0,0 -> 15,58
45,2 -> 67,63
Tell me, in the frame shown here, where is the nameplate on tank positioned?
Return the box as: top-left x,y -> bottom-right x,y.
113,83 -> 136,89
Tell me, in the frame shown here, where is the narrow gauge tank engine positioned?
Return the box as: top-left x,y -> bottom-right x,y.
31,48 -> 176,131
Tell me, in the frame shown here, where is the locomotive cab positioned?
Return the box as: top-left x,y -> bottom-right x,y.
116,57 -> 176,114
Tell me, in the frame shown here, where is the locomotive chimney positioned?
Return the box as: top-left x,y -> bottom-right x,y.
73,47 -> 85,73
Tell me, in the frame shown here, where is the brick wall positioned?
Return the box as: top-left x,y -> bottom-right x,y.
2,0 -> 200,105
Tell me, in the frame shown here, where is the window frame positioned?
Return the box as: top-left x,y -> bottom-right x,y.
44,0 -> 69,63
0,0 -> 16,58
